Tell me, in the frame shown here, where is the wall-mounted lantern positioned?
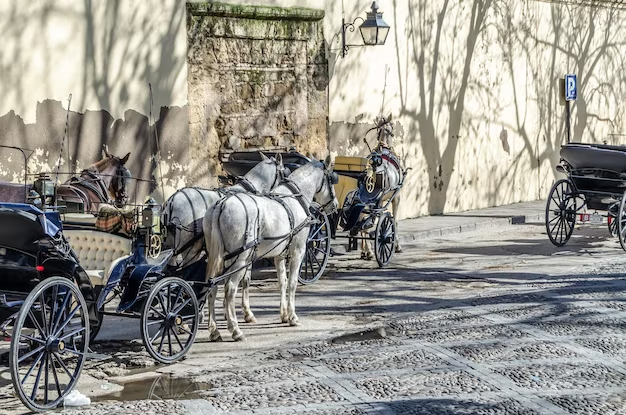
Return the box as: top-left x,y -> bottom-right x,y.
340,2 -> 391,58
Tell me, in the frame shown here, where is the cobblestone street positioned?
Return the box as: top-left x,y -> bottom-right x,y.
3,219 -> 626,414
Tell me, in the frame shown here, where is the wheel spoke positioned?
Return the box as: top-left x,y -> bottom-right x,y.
150,325 -> 165,344
18,345 -> 45,363
59,326 -> 86,341
157,328 -> 167,354
27,309 -> 47,338
171,327 -> 185,350
39,292 -> 49,337
53,303 -> 80,338
51,289 -> 72,334
44,351 -> 50,404
49,352 -> 63,399
172,298 -> 192,315
52,352 -> 74,380
30,352 -> 46,401
49,285 -> 59,335
167,329 -> 173,356
20,350 -> 45,385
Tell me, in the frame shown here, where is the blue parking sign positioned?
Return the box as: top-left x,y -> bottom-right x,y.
565,74 -> 577,101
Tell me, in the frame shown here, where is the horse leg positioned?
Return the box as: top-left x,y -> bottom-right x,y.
241,267 -> 257,323
361,231 -> 373,260
392,197 -> 402,253
275,256 -> 289,323
286,245 -> 306,326
224,267 -> 247,341
206,285 -> 222,342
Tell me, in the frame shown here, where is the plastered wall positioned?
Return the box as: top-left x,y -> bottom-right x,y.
327,0 -> 626,218
0,0 -> 188,202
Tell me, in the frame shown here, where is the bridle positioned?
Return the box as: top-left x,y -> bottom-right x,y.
315,165 -> 339,215
111,160 -> 131,206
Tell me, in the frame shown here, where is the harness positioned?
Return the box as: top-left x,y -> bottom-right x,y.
68,169 -> 111,203
168,165 -> 286,269
219,177 -> 314,265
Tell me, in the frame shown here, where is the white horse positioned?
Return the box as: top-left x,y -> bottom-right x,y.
203,161 -> 338,341
360,114 -> 406,259
162,153 -> 285,317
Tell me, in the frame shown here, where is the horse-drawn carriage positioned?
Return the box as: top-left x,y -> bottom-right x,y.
216,115 -> 408,283
546,142 -> 626,249
0,114 -> 406,411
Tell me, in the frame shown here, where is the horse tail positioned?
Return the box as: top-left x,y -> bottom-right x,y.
204,199 -> 225,282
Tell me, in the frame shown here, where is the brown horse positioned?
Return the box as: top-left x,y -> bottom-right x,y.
0,146 -> 131,214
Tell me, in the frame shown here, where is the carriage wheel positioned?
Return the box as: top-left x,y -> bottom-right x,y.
608,203 -> 619,237
299,205 -> 331,285
374,212 -> 396,267
545,179 -> 577,247
10,277 -> 89,412
618,192 -> 626,252
140,277 -> 199,364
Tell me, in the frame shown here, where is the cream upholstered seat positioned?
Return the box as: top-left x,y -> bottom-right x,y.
64,230 -> 132,287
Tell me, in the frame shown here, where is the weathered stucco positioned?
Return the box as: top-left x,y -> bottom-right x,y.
0,0 -> 188,202
3,0 -> 625,219
187,2 -> 328,188
327,0 -> 626,219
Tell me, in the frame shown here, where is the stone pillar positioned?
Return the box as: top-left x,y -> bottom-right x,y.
187,2 -> 328,188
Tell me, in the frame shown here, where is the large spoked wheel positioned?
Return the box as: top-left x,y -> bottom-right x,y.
374,212 -> 396,267
545,179 -> 577,247
10,277 -> 90,412
608,202 -> 619,238
299,205 -> 331,285
140,277 -> 199,364
618,192 -> 626,252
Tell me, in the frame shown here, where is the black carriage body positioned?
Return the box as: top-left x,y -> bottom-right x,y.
560,144 -> 626,210
0,203 -> 98,328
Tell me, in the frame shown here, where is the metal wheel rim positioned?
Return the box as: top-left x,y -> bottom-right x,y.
140,277 -> 199,364
545,179 -> 577,247
299,207 -> 331,285
10,277 -> 89,412
374,213 -> 396,267
618,191 -> 626,252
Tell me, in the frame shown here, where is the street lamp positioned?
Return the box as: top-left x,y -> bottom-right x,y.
340,2 -> 391,58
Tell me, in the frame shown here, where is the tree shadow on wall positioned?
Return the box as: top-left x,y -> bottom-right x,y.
0,0 -> 187,200
393,0 -> 494,215
394,0 -> 626,216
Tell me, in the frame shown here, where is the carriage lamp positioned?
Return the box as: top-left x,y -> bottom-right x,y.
340,2 -> 391,58
33,173 -> 56,209
141,197 -> 161,231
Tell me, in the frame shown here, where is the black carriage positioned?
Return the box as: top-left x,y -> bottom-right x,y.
546,142 -> 626,249
332,153 -> 402,267
0,149 -> 200,412
0,202 -> 94,412
219,150 -> 332,285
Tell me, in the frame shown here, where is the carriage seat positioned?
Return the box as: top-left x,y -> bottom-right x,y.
63,230 -> 132,287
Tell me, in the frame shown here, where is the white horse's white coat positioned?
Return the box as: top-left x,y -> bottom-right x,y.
162,154 -> 284,317
203,162 -> 338,341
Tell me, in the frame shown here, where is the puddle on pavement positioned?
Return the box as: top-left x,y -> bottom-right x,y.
95,375 -> 209,402
331,326 -> 393,344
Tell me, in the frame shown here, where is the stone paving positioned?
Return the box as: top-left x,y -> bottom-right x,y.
2,221 -> 626,414
51,271 -> 626,414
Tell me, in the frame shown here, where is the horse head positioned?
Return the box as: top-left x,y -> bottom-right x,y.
375,113 -> 394,148
90,145 -> 132,206
242,152 -> 285,193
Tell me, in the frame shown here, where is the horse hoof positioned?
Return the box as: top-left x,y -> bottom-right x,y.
280,315 -> 289,324
289,317 -> 300,327
395,246 -> 403,253
209,332 -> 223,342
233,332 -> 246,341
245,315 -> 257,324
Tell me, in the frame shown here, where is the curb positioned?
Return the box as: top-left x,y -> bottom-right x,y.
396,213 -> 544,245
